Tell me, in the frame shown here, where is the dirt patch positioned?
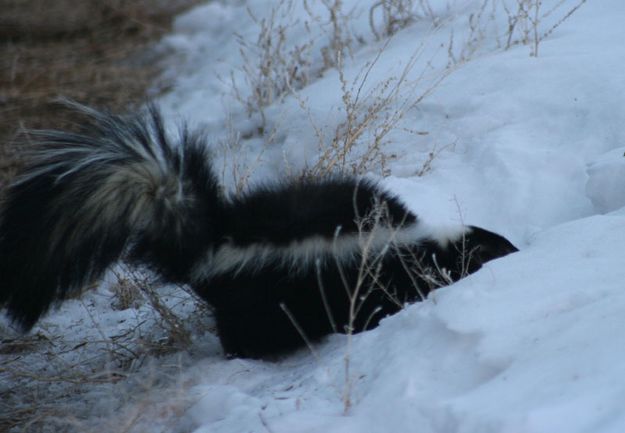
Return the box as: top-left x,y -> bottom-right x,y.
0,0 -> 202,185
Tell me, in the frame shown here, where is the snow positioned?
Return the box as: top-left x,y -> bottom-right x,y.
587,148 -> 625,213
4,0 -> 625,432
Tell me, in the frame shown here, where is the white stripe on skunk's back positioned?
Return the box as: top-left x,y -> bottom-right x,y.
190,221 -> 469,281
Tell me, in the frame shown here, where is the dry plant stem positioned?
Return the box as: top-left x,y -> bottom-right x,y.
219,124 -> 243,194
232,0 -> 314,130
369,0 -> 416,40
446,1 -> 487,64
321,0 -> 345,68
502,0 -> 587,56
309,38 -> 449,177
113,266 -> 192,350
336,196 -> 486,413
445,0 -> 587,59
279,303 -> 322,363
341,219 -> 376,414
503,0 -> 524,49
337,197 -> 396,414
530,0 -> 541,56
316,258 -> 339,334
220,112 -> 285,196
304,0 -> 355,70
369,0 -> 441,39
232,0 -> 451,176
540,0 -> 587,42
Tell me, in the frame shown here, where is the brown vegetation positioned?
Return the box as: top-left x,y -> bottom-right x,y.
0,0 -> 201,185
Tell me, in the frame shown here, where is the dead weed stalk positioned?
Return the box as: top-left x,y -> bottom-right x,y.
301,42 -> 450,178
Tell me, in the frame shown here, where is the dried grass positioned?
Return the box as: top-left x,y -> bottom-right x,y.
0,0 -> 201,186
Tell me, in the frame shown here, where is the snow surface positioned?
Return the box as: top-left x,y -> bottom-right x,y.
3,0 -> 625,432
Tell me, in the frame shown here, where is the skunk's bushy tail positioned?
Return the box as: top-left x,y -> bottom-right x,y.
0,102 -> 220,329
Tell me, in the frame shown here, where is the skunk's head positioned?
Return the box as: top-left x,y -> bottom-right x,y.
453,225 -> 518,278
424,225 -> 518,282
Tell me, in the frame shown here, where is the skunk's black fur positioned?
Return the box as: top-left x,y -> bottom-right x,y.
0,103 -> 221,329
0,103 -> 517,358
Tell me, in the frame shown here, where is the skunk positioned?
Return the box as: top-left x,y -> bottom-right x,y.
0,103 -> 517,358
